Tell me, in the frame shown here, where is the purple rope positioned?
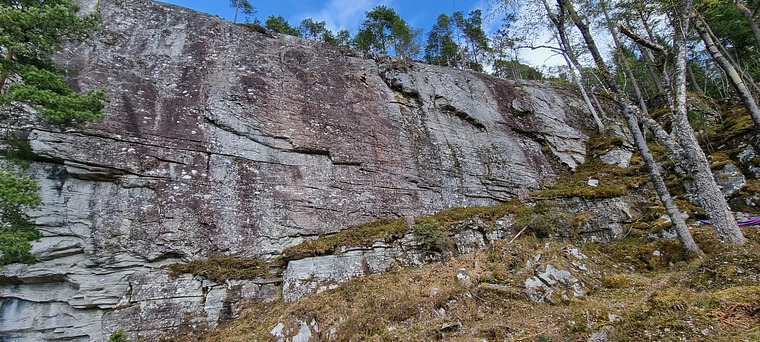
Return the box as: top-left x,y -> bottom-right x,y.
699,216 -> 760,226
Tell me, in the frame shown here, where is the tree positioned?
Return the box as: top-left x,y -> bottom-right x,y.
694,16 -> 760,130
492,59 -> 543,80
0,170 -> 41,265
425,14 -> 459,67
671,0 -> 746,244
229,0 -> 255,24
265,15 -> 300,37
0,0 -> 107,126
299,18 -> 331,41
0,0 -> 108,265
453,10 -> 490,71
354,6 -> 420,59
335,29 -> 352,48
735,0 -> 760,51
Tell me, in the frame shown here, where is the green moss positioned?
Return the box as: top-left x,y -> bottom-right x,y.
418,201 -> 519,230
282,218 -> 409,258
709,160 -> 730,170
183,223 -> 760,342
169,256 -> 283,282
533,159 -> 646,199
646,142 -> 669,163
649,107 -> 672,120
685,227 -> 760,290
282,202 -> 525,260
743,179 -> 760,194
706,105 -> 755,145
586,132 -> 626,156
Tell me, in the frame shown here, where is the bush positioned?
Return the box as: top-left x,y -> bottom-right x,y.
413,222 -> 451,253
0,169 -> 42,266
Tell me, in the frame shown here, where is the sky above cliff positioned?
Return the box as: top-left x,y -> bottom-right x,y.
159,0 -> 490,33
158,0 -> 565,69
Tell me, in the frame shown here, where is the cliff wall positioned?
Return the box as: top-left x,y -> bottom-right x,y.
0,0 -> 599,340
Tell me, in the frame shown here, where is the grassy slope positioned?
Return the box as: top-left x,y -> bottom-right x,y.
175,227 -> 760,341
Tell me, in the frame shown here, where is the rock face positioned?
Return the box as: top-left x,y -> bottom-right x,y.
1,0 -> 600,340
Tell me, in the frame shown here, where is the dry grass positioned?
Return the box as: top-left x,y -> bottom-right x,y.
170,226 -> 760,342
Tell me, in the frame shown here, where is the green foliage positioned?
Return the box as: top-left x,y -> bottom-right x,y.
0,0 -> 107,266
0,0 -> 108,126
412,221 -> 452,253
2,66 -> 108,126
334,29 -> 352,48
298,18 -> 331,42
696,0 -> 757,54
228,0 -> 255,23
354,6 -> 421,59
108,329 -> 138,342
264,15 -> 300,37
1,137 -> 37,168
424,14 -> 459,67
492,59 -> 543,80
169,256 -> 283,282
0,169 -> 41,265
452,10 -> 490,71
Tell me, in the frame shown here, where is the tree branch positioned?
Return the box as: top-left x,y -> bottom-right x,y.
619,24 -> 667,54
515,44 -> 566,54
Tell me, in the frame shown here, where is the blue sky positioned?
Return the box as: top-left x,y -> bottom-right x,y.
155,0 -> 565,68
157,0 -> 491,35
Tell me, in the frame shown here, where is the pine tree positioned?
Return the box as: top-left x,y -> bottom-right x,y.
0,0 -> 108,265
264,15 -> 301,37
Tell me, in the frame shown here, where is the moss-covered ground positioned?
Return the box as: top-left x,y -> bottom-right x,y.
168,256 -> 284,282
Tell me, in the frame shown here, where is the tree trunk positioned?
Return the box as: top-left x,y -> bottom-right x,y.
703,17 -> 760,95
687,60 -> 704,94
603,3 -> 648,114
602,3 -> 700,256
695,17 -> 760,130
559,0 -> 617,92
563,54 -> 604,131
617,96 -> 703,256
674,5 -> 746,244
736,0 -> 760,51
232,0 -> 241,23
628,16 -> 665,94
538,0 -> 604,131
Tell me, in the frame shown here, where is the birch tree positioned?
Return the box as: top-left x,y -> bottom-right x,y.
670,0 -> 746,244
694,16 -> 760,130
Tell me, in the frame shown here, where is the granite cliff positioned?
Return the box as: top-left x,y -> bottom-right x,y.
0,0 -> 611,340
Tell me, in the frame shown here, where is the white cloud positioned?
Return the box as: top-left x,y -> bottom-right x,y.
297,0 -> 393,33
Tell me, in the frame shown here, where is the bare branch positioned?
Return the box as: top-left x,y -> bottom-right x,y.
515,44 -> 566,54
619,24 -> 667,53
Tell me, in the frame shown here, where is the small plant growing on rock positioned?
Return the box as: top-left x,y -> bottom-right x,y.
108,329 -> 139,342
413,221 -> 452,253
